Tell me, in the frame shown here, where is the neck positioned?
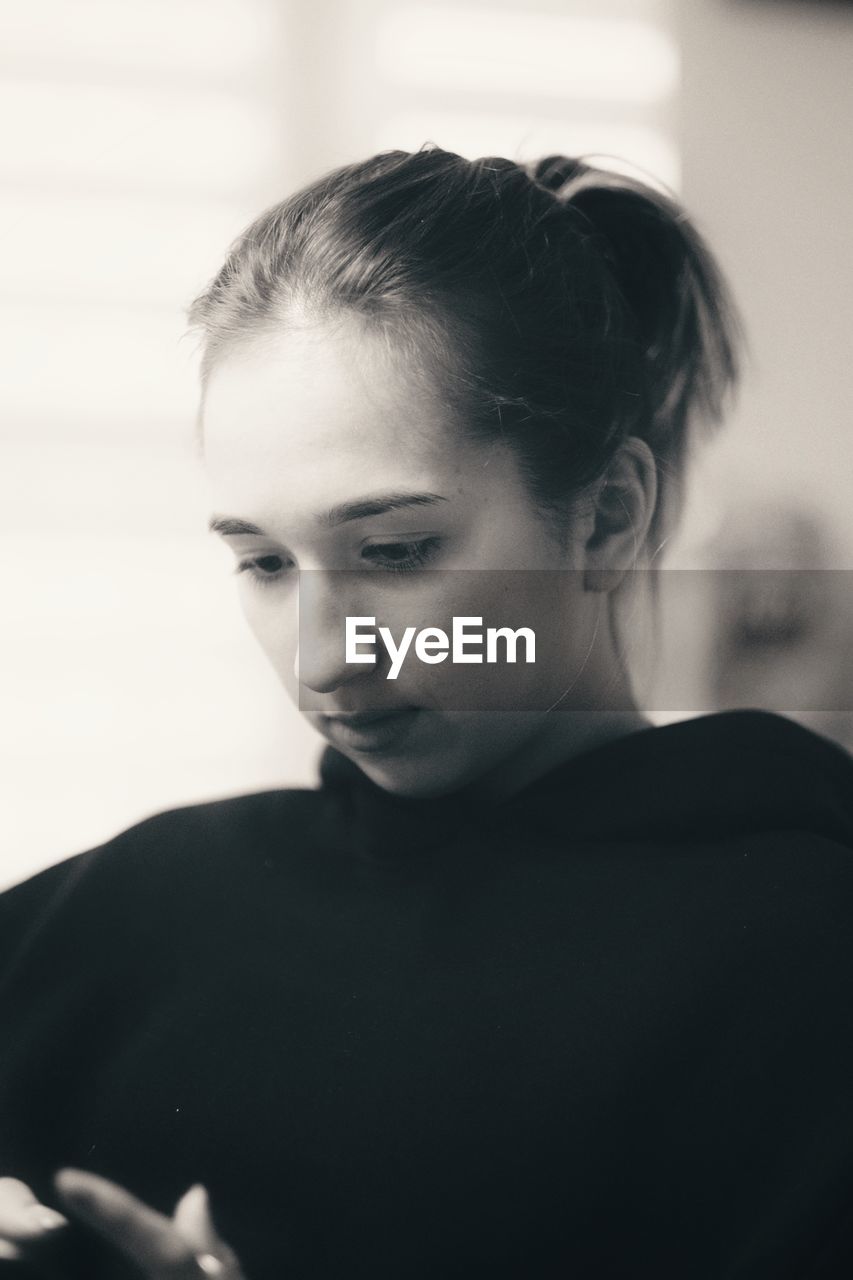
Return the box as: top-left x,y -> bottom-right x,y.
470,610 -> 653,802
468,706 -> 653,804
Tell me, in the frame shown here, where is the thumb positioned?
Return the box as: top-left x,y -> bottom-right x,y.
173,1185 -> 240,1276
172,1185 -> 218,1253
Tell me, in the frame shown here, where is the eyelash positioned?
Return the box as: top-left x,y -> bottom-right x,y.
361,536 -> 442,573
233,537 -> 442,587
233,555 -> 294,588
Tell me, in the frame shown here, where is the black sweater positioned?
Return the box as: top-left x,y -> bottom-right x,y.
1,711 -> 853,1278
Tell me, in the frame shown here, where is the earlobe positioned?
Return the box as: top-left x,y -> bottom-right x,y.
582,437 -> 658,592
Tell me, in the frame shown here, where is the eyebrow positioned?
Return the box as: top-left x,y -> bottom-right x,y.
208,491 -> 448,537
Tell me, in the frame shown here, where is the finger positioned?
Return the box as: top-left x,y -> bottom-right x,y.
0,1237 -> 24,1261
54,1168 -> 200,1276
173,1186 -> 241,1278
173,1186 -> 217,1254
0,1178 -> 68,1241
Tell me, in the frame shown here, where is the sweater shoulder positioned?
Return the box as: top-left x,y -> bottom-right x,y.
5,785 -> 324,883
0,786 -> 327,973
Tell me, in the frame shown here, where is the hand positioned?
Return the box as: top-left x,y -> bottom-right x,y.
0,1176 -> 68,1265
0,1169 -> 245,1279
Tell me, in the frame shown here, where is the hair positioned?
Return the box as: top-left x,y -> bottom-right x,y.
188,145 -> 741,552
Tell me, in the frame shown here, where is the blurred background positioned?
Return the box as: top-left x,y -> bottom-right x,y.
2,0 -> 852,888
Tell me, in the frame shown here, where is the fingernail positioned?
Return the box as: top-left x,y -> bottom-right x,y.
195,1254 -> 223,1276
31,1207 -> 68,1231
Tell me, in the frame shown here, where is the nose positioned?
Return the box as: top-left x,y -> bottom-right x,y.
295,570 -> 377,694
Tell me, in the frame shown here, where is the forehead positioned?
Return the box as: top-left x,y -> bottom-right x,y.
201,318 -> 473,515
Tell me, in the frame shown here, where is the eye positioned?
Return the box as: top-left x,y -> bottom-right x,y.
233,553 -> 294,587
360,537 -> 442,574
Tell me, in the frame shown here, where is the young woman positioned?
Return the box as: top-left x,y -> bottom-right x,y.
1,148 -> 852,1279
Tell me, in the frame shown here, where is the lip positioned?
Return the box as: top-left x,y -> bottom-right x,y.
320,707 -> 422,753
325,708 -> 412,728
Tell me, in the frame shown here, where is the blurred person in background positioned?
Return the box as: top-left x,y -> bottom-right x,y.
0,147 -> 852,1279
708,501 -> 853,754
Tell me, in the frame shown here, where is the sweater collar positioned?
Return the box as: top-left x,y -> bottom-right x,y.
318,711 -> 853,861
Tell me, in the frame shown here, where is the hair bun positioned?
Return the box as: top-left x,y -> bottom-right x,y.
528,155 -> 590,196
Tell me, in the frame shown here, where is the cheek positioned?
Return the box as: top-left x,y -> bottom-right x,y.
239,589 -> 300,697
383,572 -> 596,713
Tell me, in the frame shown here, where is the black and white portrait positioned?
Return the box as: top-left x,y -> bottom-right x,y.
1,2 -> 852,1276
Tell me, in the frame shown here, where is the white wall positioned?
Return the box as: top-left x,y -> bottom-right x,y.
674,0 -> 853,568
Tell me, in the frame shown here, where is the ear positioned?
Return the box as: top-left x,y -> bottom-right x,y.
582,437 -> 658,592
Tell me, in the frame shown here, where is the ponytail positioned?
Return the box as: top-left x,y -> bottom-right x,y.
528,154 -> 741,536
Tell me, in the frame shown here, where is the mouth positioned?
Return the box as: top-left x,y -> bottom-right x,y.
319,707 -> 422,753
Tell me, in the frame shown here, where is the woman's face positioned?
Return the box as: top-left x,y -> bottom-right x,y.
203,314 -> 617,797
